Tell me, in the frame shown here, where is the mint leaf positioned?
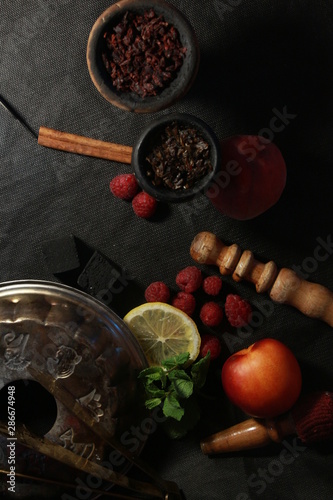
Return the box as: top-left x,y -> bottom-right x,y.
144,382 -> 166,398
167,369 -> 188,381
162,352 -> 190,369
191,352 -> 210,390
163,393 -> 184,421
138,351 -> 212,439
138,366 -> 167,388
145,398 -> 163,410
138,366 -> 163,379
162,397 -> 201,439
168,370 -> 193,399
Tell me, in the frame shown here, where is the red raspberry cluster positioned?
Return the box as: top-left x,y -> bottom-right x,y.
144,266 -> 252,328
143,266 -> 254,362
109,173 -> 157,219
173,267 -> 226,327
110,176 -> 254,364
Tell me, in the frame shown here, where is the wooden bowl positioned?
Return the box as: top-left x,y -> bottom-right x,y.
132,113 -> 221,202
86,0 -> 200,113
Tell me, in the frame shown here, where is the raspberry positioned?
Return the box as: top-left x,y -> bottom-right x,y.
200,301 -> 223,327
132,192 -> 157,219
202,276 -> 222,296
172,292 -> 196,317
200,334 -> 222,360
175,266 -> 202,293
145,281 -> 170,303
109,173 -> 139,200
225,294 -> 252,327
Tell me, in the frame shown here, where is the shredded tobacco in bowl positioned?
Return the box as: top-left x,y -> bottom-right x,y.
102,9 -> 187,98
145,121 -> 213,191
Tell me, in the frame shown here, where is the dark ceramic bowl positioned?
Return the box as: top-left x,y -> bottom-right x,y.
86,0 -> 200,113
132,113 -> 221,202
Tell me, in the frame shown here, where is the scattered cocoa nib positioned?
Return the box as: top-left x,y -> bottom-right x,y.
145,122 -> 213,190
102,9 -> 187,98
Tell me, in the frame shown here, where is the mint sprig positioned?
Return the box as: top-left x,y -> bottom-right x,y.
138,352 -> 210,438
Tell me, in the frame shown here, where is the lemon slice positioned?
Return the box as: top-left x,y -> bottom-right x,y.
123,302 -> 201,367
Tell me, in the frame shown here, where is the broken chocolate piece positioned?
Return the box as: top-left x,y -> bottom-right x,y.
41,234 -> 80,274
77,251 -> 121,298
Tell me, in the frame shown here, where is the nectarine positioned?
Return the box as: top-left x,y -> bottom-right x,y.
221,338 -> 302,418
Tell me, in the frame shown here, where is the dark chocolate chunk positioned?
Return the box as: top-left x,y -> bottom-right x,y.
77,251 -> 121,298
41,234 -> 80,274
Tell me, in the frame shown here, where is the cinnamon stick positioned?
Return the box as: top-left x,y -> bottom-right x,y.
38,126 -> 133,164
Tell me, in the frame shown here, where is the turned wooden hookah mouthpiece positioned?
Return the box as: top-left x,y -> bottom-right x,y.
200,391 -> 333,454
190,231 -> 333,327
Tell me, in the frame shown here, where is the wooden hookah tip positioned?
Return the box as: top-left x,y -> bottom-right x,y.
200,392 -> 333,455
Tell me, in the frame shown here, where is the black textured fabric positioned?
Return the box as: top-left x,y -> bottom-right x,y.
1,1 -> 333,499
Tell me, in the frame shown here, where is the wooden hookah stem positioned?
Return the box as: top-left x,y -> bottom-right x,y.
190,232 -> 333,327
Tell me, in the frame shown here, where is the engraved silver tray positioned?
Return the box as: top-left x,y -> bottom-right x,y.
0,280 -> 148,499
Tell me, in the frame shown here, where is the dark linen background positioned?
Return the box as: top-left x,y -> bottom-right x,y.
1,0 -> 333,499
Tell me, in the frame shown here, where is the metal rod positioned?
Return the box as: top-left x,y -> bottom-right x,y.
0,94 -> 38,139
27,365 -> 181,499
0,421 -> 164,499
0,469 -> 139,499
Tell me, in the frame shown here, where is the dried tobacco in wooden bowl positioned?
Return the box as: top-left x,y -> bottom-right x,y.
87,0 -> 200,113
102,9 -> 187,98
